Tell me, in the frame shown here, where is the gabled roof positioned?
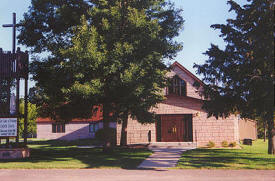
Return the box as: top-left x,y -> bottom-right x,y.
172,61 -> 205,86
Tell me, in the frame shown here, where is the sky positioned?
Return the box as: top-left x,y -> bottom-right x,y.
0,0 -> 245,95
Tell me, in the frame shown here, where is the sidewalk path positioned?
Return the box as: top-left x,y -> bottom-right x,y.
138,147 -> 193,168
1,169 -> 274,181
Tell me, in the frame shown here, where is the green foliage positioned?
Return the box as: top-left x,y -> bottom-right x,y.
20,1 -> 183,150
229,142 -> 237,147
256,112 -> 275,139
194,0 -> 274,153
19,99 -> 38,137
18,0 -> 91,53
207,141 -> 215,148
195,0 -> 273,120
192,81 -> 200,90
95,128 -> 116,145
257,117 -> 267,139
221,141 -> 229,147
20,0 -> 184,125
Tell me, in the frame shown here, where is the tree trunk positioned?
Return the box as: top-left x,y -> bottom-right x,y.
16,77 -> 20,144
6,138 -> 9,145
264,122 -> 266,142
24,78 -> 28,145
102,103 -> 113,153
271,128 -> 275,155
267,118 -> 274,154
6,79 -> 11,146
120,114 -> 128,146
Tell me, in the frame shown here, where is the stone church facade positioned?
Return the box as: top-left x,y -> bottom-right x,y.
37,61 -> 256,147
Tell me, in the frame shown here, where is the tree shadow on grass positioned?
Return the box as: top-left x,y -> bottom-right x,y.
0,140 -> 152,169
27,138 -> 102,147
177,149 -> 275,169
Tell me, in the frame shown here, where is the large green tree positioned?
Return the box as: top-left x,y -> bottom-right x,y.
194,0 -> 274,154
19,0 -> 183,150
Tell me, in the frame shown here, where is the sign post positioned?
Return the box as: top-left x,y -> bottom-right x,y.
0,13 -> 29,145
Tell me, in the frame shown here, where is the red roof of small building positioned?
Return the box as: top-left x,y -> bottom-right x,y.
36,106 -> 103,123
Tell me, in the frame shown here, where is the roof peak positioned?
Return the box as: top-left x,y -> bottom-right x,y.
172,61 -> 204,85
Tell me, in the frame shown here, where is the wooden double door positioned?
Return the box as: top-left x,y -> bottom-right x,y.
159,114 -> 193,142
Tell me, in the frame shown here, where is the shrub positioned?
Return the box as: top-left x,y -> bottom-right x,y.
207,141 -> 215,148
221,140 -> 229,147
95,128 -> 116,146
229,142 -> 237,147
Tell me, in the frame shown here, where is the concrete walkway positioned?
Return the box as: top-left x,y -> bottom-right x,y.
1,169 -> 274,181
138,147 -> 194,169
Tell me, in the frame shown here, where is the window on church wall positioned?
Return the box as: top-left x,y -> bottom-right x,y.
168,76 -> 187,96
52,123 -> 65,133
89,122 -> 100,133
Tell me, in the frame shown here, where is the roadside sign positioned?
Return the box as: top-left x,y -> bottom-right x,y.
0,118 -> 17,137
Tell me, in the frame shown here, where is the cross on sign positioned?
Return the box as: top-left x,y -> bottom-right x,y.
2,13 -> 18,53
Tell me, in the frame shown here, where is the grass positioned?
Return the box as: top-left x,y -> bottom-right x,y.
0,139 -> 152,169
177,139 -> 275,169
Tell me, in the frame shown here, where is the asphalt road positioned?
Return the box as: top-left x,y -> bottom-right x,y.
0,169 -> 274,181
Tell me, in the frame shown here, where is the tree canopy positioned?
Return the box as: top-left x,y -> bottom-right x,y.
19,0 -> 184,149
194,0 -> 274,154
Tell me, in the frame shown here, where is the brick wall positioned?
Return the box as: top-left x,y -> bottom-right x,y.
193,114 -> 239,147
117,95 -> 239,146
37,122 -> 94,140
153,95 -> 239,147
239,119 -> 257,140
116,118 -> 156,145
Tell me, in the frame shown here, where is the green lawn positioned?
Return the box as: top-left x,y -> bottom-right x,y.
177,139 -> 275,169
0,139 -> 151,169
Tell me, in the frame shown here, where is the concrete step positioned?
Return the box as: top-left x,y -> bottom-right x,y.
148,142 -> 197,150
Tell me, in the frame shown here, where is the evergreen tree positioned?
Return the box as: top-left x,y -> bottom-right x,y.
194,0 -> 274,154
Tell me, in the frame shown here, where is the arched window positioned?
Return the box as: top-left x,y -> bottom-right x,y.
168,75 -> 186,96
